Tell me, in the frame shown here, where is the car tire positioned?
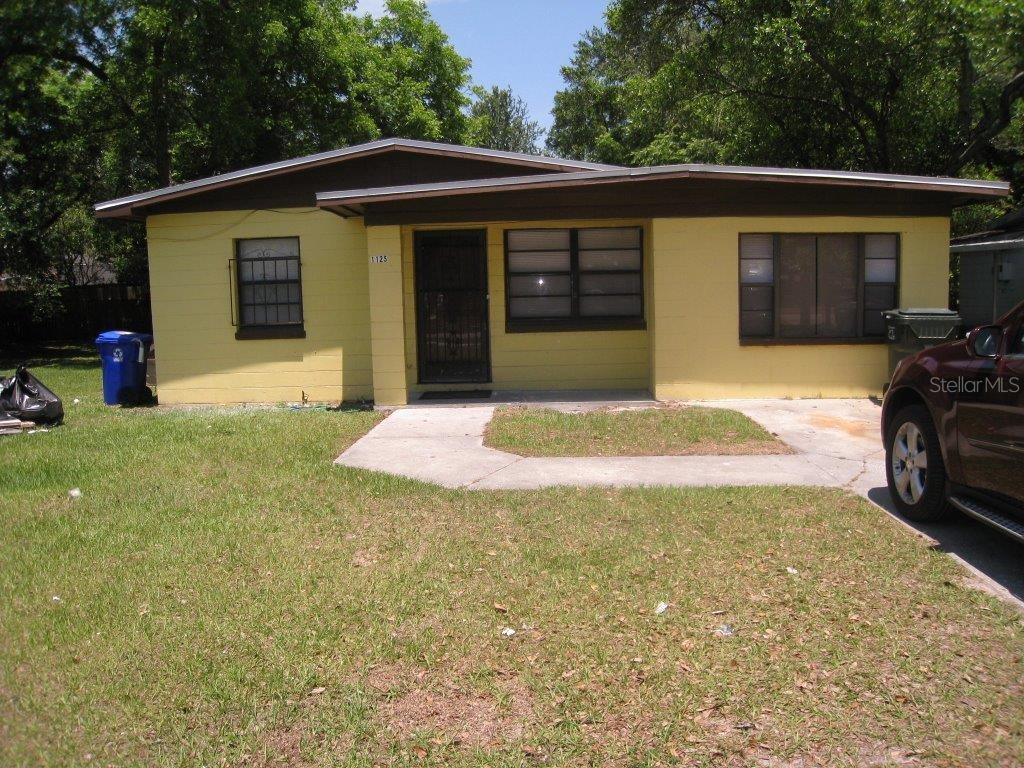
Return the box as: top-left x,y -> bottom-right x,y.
885,404 -> 950,522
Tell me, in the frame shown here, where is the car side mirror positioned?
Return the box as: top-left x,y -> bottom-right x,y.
967,325 -> 1002,358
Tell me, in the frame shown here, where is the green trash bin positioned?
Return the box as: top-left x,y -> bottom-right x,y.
883,308 -> 964,380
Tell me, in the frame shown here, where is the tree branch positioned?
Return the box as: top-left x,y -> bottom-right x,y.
2,42 -> 136,119
801,45 -> 889,168
955,41 -> 975,139
949,69 -> 1024,174
51,49 -> 109,82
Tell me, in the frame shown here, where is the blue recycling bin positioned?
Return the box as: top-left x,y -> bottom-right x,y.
95,331 -> 153,406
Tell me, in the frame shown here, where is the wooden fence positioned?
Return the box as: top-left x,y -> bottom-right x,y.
0,284 -> 152,343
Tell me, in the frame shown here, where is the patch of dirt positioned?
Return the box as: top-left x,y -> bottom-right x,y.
365,660 -> 425,692
367,663 -> 533,748
751,739 -> 927,768
580,711 -> 658,755
247,712 -> 358,768
250,723 -> 310,768
350,548 -> 378,568
809,414 -> 875,439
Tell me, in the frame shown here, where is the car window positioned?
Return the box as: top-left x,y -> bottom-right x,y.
1011,324 -> 1024,355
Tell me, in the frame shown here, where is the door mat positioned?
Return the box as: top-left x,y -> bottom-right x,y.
418,390 -> 493,400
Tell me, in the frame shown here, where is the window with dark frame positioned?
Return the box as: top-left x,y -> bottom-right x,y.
234,237 -> 305,339
739,233 -> 898,342
505,227 -> 644,331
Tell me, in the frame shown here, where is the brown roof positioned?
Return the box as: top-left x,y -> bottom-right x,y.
95,138 -> 1010,223
94,139 -> 618,220
316,163 -> 1009,214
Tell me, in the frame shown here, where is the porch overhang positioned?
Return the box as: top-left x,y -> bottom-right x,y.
93,138 -> 618,221
316,165 -> 1010,226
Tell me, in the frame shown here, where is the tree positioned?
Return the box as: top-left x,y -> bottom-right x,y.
0,0 -> 471,302
549,0 -> 1024,214
467,85 -> 544,154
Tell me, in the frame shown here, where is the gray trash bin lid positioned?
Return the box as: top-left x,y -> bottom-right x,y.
883,308 -> 959,318
883,308 -> 962,340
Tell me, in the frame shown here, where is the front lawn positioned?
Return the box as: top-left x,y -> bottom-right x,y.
1,353 -> 1022,767
484,404 -> 788,457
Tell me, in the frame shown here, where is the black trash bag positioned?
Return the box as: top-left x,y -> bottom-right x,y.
0,366 -> 64,425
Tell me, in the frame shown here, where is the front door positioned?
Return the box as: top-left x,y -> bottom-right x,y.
415,230 -> 491,384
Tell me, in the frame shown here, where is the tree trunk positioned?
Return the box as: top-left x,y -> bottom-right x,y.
150,37 -> 171,187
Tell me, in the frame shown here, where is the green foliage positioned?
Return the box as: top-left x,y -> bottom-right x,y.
467,85 -> 544,154
549,0 -> 1024,210
0,0 -> 471,301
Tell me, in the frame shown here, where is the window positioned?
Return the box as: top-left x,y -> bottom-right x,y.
234,237 -> 305,340
505,227 -> 644,331
1008,320 -> 1024,356
739,233 -> 898,342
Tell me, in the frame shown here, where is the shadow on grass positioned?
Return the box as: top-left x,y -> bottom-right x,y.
1,344 -> 98,370
866,485 -> 1024,604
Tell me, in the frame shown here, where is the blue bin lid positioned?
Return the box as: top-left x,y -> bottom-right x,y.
95,330 -> 153,344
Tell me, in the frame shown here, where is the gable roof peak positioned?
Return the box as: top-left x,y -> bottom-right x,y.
94,138 -> 617,219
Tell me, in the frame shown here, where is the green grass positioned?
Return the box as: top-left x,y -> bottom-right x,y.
2,352 -> 1023,767
484,405 -> 788,457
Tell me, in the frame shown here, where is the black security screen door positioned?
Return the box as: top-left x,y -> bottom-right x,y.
415,230 -> 491,384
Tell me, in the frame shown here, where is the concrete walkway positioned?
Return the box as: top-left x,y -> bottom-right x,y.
336,398 -> 1024,608
335,398 -> 885,492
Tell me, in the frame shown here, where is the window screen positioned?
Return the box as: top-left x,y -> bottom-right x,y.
739,234 -> 774,337
778,235 -> 817,338
578,227 -> 643,318
739,233 -> 899,341
236,238 -> 303,328
816,235 -> 859,337
506,229 -> 572,319
863,234 -> 899,337
505,227 -> 643,330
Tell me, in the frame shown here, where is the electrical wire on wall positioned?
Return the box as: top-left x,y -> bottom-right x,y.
146,208 -> 321,242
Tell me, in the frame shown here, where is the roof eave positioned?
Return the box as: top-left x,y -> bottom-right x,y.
94,138 -> 616,219
95,205 -> 145,222
315,166 -> 1010,210
950,236 -> 1024,252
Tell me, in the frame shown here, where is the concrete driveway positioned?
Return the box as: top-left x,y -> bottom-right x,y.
336,397 -> 1023,606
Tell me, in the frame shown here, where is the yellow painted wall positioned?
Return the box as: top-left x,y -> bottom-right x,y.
146,209 -> 372,404
400,220 -> 652,393
146,209 -> 950,405
366,226 -> 408,406
650,216 -> 951,399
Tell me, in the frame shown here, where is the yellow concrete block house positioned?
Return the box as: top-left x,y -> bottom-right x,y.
95,139 -> 1007,406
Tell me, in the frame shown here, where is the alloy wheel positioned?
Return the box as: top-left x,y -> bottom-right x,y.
892,421 -> 928,505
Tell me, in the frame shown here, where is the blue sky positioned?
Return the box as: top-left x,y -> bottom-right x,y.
356,0 -> 609,131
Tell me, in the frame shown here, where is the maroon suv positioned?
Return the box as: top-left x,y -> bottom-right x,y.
882,300 -> 1024,542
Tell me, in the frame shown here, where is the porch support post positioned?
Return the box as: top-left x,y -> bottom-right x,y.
366,225 -> 408,407
649,218 -> 669,401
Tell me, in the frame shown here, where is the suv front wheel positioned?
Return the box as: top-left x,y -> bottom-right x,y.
885,404 -> 950,522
